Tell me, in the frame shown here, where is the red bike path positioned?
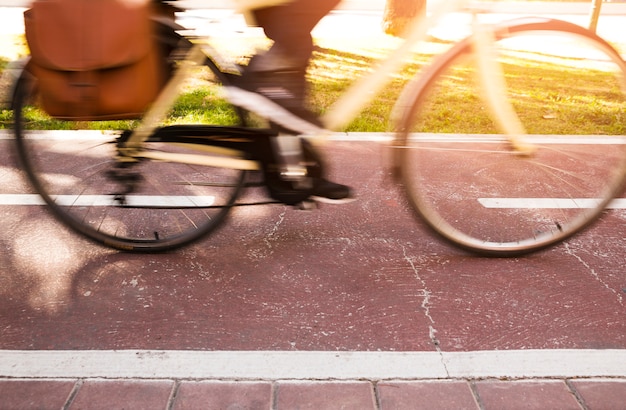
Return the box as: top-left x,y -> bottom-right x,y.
1,137 -> 625,408
2,3 -> 626,407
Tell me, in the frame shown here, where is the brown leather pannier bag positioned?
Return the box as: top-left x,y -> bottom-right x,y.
24,0 -> 166,120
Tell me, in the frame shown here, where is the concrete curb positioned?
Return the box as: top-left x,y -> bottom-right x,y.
3,349 -> 626,380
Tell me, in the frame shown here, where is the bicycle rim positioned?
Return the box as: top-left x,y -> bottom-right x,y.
396,20 -> 626,256
13,67 -> 246,252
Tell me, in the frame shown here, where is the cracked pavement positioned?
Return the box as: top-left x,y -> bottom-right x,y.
1,140 -> 625,352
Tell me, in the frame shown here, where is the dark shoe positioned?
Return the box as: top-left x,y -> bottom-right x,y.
300,138 -> 354,204
225,69 -> 325,135
311,178 -> 354,204
261,137 -> 353,205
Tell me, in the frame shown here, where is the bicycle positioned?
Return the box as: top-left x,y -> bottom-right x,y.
10,0 -> 626,255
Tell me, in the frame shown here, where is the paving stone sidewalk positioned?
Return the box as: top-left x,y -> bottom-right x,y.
2,377 -> 626,409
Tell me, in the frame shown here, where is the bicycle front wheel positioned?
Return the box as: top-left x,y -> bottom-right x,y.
12,59 -> 246,252
395,18 -> 626,256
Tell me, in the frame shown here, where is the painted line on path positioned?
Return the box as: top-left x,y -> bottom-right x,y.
5,130 -> 626,144
0,194 -> 217,207
1,349 -> 625,380
3,194 -> 626,210
479,198 -> 626,209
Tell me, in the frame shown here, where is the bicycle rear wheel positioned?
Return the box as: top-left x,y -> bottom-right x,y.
395,18 -> 626,256
13,54 -> 247,252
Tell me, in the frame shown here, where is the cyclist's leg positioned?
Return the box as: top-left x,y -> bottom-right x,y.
228,0 -> 353,202
227,0 -> 341,133
251,0 -> 341,71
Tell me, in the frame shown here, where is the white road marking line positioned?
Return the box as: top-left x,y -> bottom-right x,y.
0,349 -> 624,380
2,195 -> 626,210
479,198 -> 626,209
0,194 -> 45,205
3,130 -> 626,144
0,194 -> 216,207
0,130 -> 116,140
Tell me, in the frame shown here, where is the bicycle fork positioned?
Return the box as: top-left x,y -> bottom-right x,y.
470,12 -> 536,155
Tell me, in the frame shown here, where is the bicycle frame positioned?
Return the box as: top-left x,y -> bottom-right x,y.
13,0 -> 626,253
120,0 -> 532,168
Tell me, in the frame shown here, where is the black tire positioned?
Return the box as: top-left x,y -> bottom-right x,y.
13,35 -> 247,252
395,18 -> 626,256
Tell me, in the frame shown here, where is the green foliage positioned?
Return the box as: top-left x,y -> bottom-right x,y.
1,34 -> 624,136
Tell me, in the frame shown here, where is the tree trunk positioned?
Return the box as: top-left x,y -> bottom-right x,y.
382,0 -> 426,37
